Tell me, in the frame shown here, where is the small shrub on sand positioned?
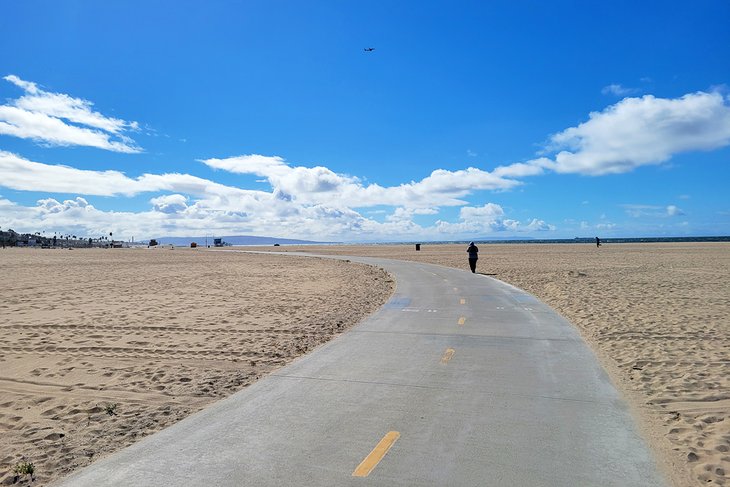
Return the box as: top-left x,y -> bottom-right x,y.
104,403 -> 118,416
13,460 -> 35,480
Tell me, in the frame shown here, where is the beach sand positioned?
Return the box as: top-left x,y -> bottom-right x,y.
258,242 -> 729,487
1,243 -> 727,486
0,248 -> 393,486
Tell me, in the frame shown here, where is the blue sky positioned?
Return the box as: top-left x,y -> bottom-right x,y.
1,0 -> 729,242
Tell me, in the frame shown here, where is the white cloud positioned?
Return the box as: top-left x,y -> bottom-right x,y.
386,207 -> 439,223
4,152 -> 520,239
0,75 -> 141,152
433,203 -> 553,235
1,192 -> 556,242
38,196 -> 90,213
493,158 -> 550,178
2,87 -> 728,241
459,203 -> 505,221
666,205 -> 685,216
622,204 -> 662,217
525,218 -> 556,231
4,75 -> 40,94
541,91 -> 730,175
601,84 -> 638,96
201,154 -> 522,209
151,194 -> 188,214
489,91 -> 730,180
0,150 -> 142,195
622,203 -> 685,218
0,151 -> 265,199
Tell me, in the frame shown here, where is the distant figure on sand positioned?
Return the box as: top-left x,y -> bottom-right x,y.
467,242 -> 479,273
596,237 -> 601,248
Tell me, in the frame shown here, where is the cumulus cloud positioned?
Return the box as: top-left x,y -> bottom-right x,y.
387,207 -> 439,223
1,192 -> 555,242
432,91 -> 730,185
488,91 -> 730,180
525,218 -> 556,231
3,86 -> 727,240
0,75 -> 141,152
201,154 -> 522,209
0,196 -> 117,238
151,194 -> 188,214
432,203 -> 552,235
38,196 -> 90,213
459,203 -> 505,221
542,91 -> 730,175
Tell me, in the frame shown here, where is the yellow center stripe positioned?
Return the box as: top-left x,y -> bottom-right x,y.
460,298 -> 466,305
457,316 -> 466,325
441,348 -> 455,364
352,431 -> 401,477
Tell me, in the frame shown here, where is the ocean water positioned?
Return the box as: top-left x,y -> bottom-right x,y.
351,236 -> 730,246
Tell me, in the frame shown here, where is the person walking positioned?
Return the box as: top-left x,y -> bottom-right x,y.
596,236 -> 601,248
467,241 -> 479,273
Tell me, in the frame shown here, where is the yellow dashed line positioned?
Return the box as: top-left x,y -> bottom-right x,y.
458,316 -> 466,326
441,348 -> 455,364
460,298 -> 466,305
352,431 -> 401,477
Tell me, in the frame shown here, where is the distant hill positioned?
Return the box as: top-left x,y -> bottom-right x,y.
149,235 -> 336,246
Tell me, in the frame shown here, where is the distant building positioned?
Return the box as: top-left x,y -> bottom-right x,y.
213,238 -> 223,247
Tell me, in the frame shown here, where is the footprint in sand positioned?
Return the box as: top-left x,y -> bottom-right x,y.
41,406 -> 66,417
44,432 -> 66,441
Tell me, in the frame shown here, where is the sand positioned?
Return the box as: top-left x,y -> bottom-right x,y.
1,243 -> 727,486
257,242 -> 729,487
0,248 -> 393,486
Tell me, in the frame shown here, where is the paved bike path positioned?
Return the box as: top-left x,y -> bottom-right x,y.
56,255 -> 668,486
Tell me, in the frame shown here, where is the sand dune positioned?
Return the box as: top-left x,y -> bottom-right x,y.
0,248 -> 393,486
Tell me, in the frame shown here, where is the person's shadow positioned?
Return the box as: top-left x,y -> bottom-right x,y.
477,272 -> 498,276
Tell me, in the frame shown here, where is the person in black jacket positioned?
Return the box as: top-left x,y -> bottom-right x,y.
467,242 -> 479,273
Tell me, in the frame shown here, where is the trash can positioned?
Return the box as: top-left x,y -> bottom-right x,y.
415,243 -> 421,251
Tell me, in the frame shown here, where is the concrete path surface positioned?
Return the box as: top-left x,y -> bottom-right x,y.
56,255 -> 668,486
